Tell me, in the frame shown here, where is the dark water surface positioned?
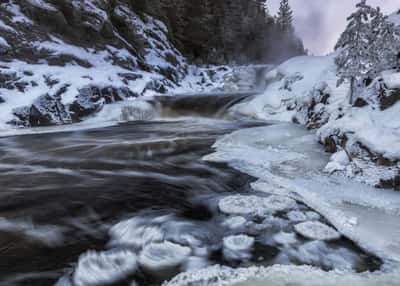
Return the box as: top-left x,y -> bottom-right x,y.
0,118 -> 264,285
0,94 -> 382,286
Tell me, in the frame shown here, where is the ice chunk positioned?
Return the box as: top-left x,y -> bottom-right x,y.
287,211 -> 307,222
222,216 -> 247,229
218,195 -> 296,217
223,234 -> 255,260
73,249 -> 138,286
294,221 -> 340,241
139,241 -> 191,271
306,211 -> 321,221
273,232 -> 298,245
109,217 -> 164,248
183,256 -> 209,271
287,241 -> 357,271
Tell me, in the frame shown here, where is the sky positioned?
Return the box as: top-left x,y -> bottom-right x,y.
268,0 -> 399,55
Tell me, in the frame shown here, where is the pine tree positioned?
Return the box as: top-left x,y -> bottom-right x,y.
276,0 -> 294,33
335,0 -> 379,103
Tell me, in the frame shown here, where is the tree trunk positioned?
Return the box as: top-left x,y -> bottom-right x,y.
349,77 -> 354,105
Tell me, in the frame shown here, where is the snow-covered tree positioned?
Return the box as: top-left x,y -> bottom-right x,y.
276,0 -> 294,33
335,0 -> 400,103
371,8 -> 400,72
335,0 -> 379,103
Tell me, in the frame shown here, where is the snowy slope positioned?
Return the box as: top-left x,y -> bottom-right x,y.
230,53 -> 400,189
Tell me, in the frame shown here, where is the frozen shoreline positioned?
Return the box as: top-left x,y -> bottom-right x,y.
170,122 -> 400,285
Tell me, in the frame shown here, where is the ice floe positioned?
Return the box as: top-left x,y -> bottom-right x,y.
273,232 -> 298,246
139,241 -> 191,272
294,221 -> 340,241
109,217 -> 165,248
287,210 -> 307,222
218,195 -> 296,217
73,249 -> 138,286
223,234 -> 255,260
286,241 -> 358,271
222,216 -> 247,229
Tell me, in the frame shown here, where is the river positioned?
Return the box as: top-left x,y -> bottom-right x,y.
0,94 -> 381,286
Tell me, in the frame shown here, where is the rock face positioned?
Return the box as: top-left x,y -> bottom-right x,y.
0,0 -> 304,127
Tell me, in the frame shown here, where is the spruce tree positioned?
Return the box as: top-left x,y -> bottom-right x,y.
277,0 -> 294,33
335,0 -> 378,103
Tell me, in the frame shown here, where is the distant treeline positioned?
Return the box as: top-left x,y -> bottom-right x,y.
131,0 -> 305,64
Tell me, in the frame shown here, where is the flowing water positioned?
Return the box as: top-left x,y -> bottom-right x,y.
0,94 -> 381,286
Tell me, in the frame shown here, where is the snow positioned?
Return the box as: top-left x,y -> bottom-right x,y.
73,249 -> 138,286
139,241 -> 191,271
317,102 -> 400,161
382,71 -> 400,89
0,19 -> 15,32
3,2 -> 34,24
218,195 -> 296,217
324,150 -> 350,174
230,54 -> 342,122
294,221 -> 341,241
0,36 -> 10,48
26,0 -> 57,11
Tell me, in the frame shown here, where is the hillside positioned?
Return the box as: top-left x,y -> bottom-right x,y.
0,0 -> 304,130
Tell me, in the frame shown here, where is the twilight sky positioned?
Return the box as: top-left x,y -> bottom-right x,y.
269,0 -> 399,55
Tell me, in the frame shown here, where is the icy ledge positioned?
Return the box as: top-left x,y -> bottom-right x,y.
164,264 -> 400,286
203,123 -> 400,262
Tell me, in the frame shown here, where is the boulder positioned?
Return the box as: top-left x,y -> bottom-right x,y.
379,88 -> 400,111
29,93 -> 72,126
69,86 -> 137,121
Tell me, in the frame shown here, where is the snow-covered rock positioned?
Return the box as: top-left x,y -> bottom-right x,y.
229,52 -> 400,190
73,249 -> 138,286
139,241 -> 191,272
324,150 -> 350,174
294,221 -> 341,241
